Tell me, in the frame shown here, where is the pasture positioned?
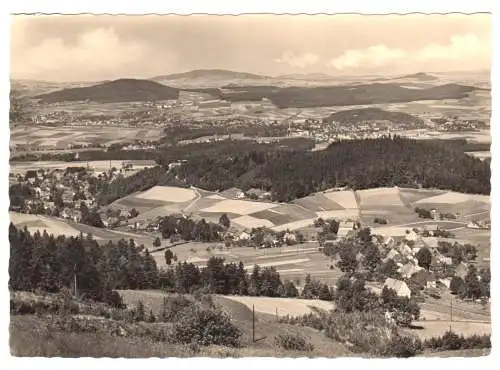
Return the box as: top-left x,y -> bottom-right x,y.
136,186 -> 198,203
10,124 -> 163,149
151,242 -> 342,286
223,296 -> 335,317
119,186 -> 490,249
9,212 -> 156,247
10,159 -> 156,177
9,212 -> 85,238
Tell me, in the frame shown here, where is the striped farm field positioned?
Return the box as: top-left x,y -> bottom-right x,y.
201,199 -> 275,215
272,218 -> 317,232
316,209 -> 360,220
357,187 -> 405,208
136,186 -> 197,203
112,195 -> 171,213
250,209 -> 298,225
398,188 -> 447,205
293,193 -> 344,212
232,215 -> 275,229
323,190 -> 358,209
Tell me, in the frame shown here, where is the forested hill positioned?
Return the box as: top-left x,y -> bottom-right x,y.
326,108 -> 424,127
93,136 -> 490,205
158,136 -> 489,202
218,83 -> 479,109
34,79 -> 180,103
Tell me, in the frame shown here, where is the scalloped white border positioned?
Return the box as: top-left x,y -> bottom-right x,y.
1,1 -> 497,369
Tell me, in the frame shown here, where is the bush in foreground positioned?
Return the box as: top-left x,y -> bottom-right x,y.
424,331 -> 491,351
274,333 -> 314,352
383,335 -> 423,358
172,306 -> 242,347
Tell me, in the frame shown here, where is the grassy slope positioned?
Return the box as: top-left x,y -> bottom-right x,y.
116,290 -> 351,356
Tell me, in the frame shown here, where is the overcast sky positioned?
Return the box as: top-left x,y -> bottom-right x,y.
10,14 -> 491,82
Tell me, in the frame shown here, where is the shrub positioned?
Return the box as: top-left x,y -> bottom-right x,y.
278,312 -> 325,331
373,217 -> 388,225
172,306 -> 242,347
274,333 -> 314,352
160,295 -> 193,322
383,335 -> 423,358
323,310 -> 394,355
105,290 -> 126,309
132,300 -> 146,322
423,331 -> 491,351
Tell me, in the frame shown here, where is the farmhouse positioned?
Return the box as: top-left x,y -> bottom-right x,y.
246,188 -> 272,200
283,232 -> 297,244
409,270 -> 437,290
430,209 -> 439,220
439,278 -> 452,289
235,231 -> 251,241
437,254 -> 453,265
399,262 -> 422,279
337,221 -> 357,238
383,248 -> 403,264
384,278 -> 411,298
398,243 -> 413,257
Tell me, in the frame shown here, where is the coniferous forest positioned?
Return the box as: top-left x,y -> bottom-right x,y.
160,136 -> 490,202
94,136 -> 489,205
8,224 -> 305,303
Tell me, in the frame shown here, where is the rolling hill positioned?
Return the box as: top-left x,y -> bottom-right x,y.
276,73 -> 334,80
219,82 -> 480,108
34,79 -> 180,103
326,107 -> 424,126
399,72 -> 439,81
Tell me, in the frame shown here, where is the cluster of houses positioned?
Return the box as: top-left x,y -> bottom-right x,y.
10,166 -> 122,222
467,219 -> 491,230
370,230 -> 478,299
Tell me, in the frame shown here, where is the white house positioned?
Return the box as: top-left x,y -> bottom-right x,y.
337,221 -> 357,238
235,231 -> 251,241
283,232 -> 297,243
384,278 -> 411,298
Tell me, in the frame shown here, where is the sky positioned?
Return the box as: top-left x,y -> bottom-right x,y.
10,13 -> 491,82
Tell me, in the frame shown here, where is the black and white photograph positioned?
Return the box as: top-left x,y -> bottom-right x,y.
7,11 -> 492,358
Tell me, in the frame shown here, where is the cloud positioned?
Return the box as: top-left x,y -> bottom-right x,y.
416,33 -> 489,62
327,45 -> 407,70
11,27 -> 147,81
274,51 -> 319,68
327,33 -> 489,71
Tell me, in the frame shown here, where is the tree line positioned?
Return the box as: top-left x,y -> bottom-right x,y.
18,136 -> 487,207
9,225 -> 330,303
159,136 -> 490,202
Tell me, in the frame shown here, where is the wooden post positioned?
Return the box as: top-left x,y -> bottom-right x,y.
73,264 -> 78,297
276,307 -> 278,321
449,295 -> 453,332
252,304 -> 255,343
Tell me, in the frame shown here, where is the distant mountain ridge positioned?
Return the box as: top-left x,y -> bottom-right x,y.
399,72 -> 438,81
276,73 -> 334,80
34,79 -> 180,103
151,69 -> 270,81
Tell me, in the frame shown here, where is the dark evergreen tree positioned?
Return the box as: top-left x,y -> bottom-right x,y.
416,247 -> 433,270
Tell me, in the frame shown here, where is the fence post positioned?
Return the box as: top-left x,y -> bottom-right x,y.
252,304 -> 255,343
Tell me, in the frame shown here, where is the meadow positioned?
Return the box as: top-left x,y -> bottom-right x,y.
10,125 -> 163,150
114,185 -> 490,239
